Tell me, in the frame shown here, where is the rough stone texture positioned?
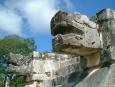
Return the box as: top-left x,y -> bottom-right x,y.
51,11 -> 101,53
51,10 -> 103,68
8,64 -> 30,75
90,8 -> 115,64
8,52 -> 86,87
51,11 -> 97,36
75,63 -> 115,87
97,9 -> 115,62
8,53 -> 31,66
51,8 -> 115,87
51,9 -> 115,67
7,8 -> 115,87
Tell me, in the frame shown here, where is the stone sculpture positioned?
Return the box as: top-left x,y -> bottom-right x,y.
7,8 -> 115,87
51,10 -> 101,67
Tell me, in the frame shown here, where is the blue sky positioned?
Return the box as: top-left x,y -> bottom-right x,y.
0,0 -> 115,52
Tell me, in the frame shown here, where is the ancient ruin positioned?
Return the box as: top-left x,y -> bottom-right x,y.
7,8 -> 115,87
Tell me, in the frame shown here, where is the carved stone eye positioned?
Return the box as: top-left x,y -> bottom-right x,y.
75,36 -> 83,40
92,42 -> 95,45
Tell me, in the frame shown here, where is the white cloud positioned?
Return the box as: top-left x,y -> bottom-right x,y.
23,0 -> 57,33
63,0 -> 76,11
56,0 -> 76,12
0,7 -> 22,35
0,0 -> 75,34
5,0 -> 57,34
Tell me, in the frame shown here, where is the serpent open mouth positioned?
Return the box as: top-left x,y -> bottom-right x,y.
52,34 -> 99,56
51,11 -> 101,56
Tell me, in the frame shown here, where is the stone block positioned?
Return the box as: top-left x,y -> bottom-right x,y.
97,8 -> 114,21
75,63 -> 115,87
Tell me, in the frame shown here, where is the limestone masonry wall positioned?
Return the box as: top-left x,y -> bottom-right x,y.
7,8 -> 115,87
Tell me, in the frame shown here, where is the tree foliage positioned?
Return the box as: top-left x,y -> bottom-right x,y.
0,35 -> 36,87
0,35 -> 36,56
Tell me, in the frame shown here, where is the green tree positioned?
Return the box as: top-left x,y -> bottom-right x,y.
0,35 -> 36,87
0,35 -> 36,56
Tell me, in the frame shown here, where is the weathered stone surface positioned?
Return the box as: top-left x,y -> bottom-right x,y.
7,8 -> 115,87
8,52 -> 86,87
53,33 -> 100,55
51,11 -> 101,53
51,8 -> 115,87
51,9 -> 115,68
90,9 -> 115,64
97,8 -> 115,21
27,52 -> 85,81
8,53 -> 31,66
51,10 -> 102,68
75,63 -> 115,87
8,64 -> 30,75
51,11 -> 97,36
